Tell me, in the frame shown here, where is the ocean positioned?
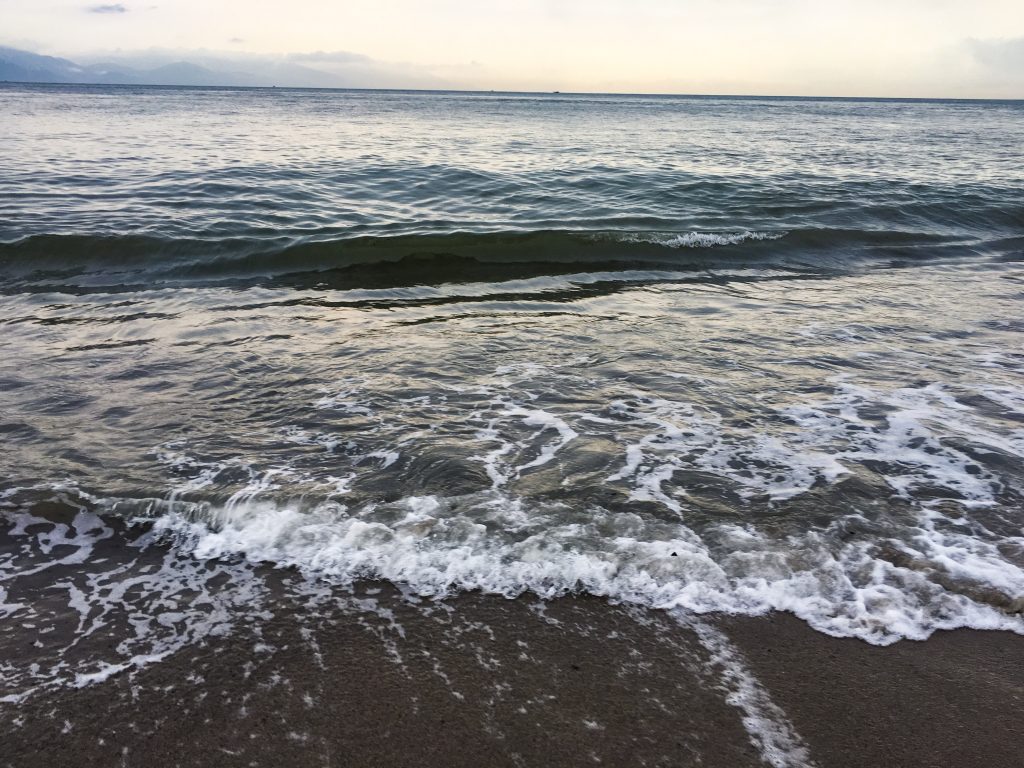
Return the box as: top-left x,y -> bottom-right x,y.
1,85 -> 1023,753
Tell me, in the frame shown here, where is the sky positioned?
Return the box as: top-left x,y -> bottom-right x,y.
2,0 -> 1023,97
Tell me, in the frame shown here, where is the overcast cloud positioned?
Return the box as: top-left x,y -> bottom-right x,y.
1,0 -> 1021,96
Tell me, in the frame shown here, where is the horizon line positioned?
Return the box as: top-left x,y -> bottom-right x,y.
1,79 -> 1021,104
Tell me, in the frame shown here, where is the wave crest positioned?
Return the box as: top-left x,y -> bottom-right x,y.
611,231 -> 785,248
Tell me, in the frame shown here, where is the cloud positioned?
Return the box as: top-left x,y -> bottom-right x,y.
966,37 -> 1024,73
287,50 -> 371,65
954,37 -> 1024,97
88,4 -> 128,13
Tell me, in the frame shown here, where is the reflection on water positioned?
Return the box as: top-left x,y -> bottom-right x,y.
0,85 -> 1022,658
2,259 -> 1023,645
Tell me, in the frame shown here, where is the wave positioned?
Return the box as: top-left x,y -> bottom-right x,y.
609,230 -> 785,248
132,376 -> 1024,646
154,493 -> 1024,644
7,368 -> 1022,648
0,226 -> 996,292
7,483 -> 1023,651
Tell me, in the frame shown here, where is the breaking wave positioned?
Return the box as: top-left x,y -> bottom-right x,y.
0,226 -> 996,293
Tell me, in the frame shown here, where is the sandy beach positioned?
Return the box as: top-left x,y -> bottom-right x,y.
3,566 -> 1021,768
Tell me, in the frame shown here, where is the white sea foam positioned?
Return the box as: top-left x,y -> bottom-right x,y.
144,486 -> 1024,647
0,507 -> 271,703
678,613 -> 816,768
502,405 -> 579,474
128,372 -> 1024,647
601,379 -> 1022,508
616,230 -> 785,248
601,396 -> 849,505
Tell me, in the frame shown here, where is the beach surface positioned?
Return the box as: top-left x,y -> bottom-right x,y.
2,530 -> 1021,768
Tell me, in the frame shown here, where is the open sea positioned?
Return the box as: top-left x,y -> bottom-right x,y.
1,84 -> 1023,715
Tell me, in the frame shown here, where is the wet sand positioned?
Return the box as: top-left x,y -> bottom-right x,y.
2,580 -> 1022,768
724,613 -> 1024,768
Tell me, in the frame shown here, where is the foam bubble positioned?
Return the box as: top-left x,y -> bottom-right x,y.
678,613 -> 816,768
126,371 -> 1024,647
144,489 -> 1024,646
612,231 -> 786,248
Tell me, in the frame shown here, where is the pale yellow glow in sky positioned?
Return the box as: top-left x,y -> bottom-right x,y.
3,0 -> 1023,96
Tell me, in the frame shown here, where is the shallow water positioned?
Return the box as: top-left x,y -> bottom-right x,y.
1,85 -> 1022,691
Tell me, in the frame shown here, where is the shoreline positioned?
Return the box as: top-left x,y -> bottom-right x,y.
2,575 -> 1021,768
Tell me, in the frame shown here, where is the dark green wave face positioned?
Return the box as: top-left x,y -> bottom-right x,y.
0,83 -> 1023,699
1,86 -> 1021,289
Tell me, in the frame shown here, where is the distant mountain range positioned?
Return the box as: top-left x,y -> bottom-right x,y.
0,46 -> 415,88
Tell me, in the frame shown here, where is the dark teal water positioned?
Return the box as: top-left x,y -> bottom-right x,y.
1,85 -> 1022,690
2,86 -> 1022,289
